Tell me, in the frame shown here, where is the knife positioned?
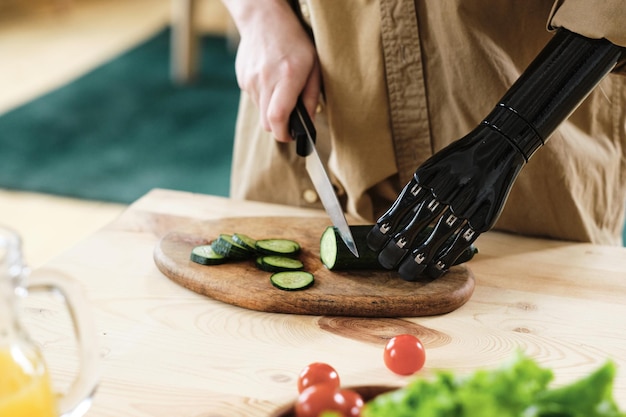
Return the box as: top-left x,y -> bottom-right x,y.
289,98 -> 359,258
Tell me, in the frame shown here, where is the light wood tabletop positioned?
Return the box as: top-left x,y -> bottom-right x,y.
22,188 -> 626,416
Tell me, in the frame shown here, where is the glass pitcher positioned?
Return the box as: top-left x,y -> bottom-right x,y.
0,226 -> 99,417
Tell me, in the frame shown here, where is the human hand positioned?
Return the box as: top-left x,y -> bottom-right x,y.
227,0 -> 320,141
366,124 -> 526,281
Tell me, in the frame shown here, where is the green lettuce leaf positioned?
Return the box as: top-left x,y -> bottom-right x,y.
526,360 -> 623,417
362,352 -> 625,417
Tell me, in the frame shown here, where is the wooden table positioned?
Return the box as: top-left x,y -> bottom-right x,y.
24,189 -> 626,416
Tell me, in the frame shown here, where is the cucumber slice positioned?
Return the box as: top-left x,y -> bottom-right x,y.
232,233 -> 258,252
211,234 -> 253,260
256,255 -> 304,272
255,239 -> 301,257
270,271 -> 314,291
190,245 -> 227,265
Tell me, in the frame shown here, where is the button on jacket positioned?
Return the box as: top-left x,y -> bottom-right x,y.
230,0 -> 626,245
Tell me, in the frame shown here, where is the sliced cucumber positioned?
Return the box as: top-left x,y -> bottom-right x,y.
255,238 -> 301,257
270,271 -> 314,291
232,233 -> 258,253
320,225 -> 380,270
190,245 -> 227,265
256,255 -> 304,272
191,234 -> 316,292
211,234 -> 254,260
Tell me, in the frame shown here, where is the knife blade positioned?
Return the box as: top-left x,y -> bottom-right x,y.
289,98 -> 359,258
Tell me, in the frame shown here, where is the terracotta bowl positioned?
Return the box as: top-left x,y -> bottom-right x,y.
269,385 -> 395,417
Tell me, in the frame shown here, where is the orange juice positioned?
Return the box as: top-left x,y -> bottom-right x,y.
0,348 -> 57,417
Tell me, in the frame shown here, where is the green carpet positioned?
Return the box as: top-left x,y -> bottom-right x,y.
0,27 -> 238,204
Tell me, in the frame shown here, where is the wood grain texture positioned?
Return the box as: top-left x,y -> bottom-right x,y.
153,217 -> 475,317
24,190 -> 626,416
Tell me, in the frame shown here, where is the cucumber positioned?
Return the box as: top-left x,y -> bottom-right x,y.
255,238 -> 301,257
232,233 -> 258,253
190,245 -> 227,265
191,234 -> 316,292
320,225 -> 382,270
320,225 -> 478,270
211,234 -> 254,260
256,255 -> 304,272
270,271 -> 314,291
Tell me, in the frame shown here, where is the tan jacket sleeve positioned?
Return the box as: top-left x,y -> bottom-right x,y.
548,0 -> 626,50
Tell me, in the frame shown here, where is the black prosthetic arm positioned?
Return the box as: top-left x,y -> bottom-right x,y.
367,28 -> 624,281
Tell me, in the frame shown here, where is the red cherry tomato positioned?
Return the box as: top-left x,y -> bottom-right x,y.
383,334 -> 426,376
294,384 -> 346,417
337,389 -> 364,417
297,362 -> 340,393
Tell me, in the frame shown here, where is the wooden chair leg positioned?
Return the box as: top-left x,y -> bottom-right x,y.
170,0 -> 198,84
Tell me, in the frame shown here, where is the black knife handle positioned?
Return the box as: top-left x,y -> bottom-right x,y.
289,97 -> 316,157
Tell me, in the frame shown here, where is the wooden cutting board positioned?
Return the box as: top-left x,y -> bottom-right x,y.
153,217 -> 475,317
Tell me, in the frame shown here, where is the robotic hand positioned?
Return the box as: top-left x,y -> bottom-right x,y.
367,28 -> 623,281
